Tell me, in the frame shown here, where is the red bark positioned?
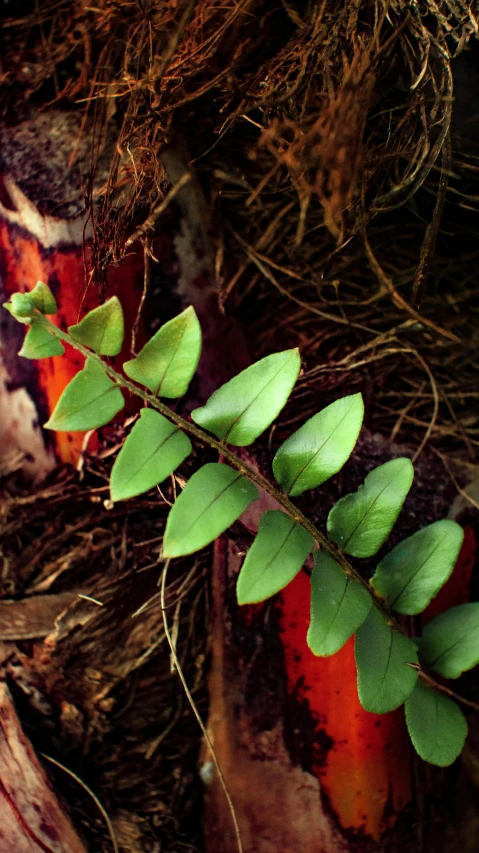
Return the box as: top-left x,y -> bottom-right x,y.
0,683 -> 87,853
0,177 -> 146,465
1,140 -> 476,853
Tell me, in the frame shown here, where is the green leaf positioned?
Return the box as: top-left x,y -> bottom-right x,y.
29,282 -> 57,314
273,394 -> 364,496
405,682 -> 467,766
44,358 -> 124,431
4,292 -> 34,322
163,463 -> 258,558
327,458 -> 414,558
236,510 -> 314,604
307,552 -> 372,656
371,520 -> 464,615
110,409 -> 192,502
418,603 -> 479,679
19,319 -> 65,359
69,296 -> 124,356
355,607 -> 418,713
123,306 -> 201,397
191,349 -> 301,446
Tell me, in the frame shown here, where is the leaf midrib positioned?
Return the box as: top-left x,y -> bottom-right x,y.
427,622 -> 479,671
173,472 -> 244,544
223,352 -> 297,442
245,518 -> 297,597
372,626 -> 394,706
286,400 -> 356,494
341,465 -> 408,551
72,303 -> 112,352
117,426 -> 181,491
320,576 -> 350,649
155,315 -> 190,395
391,533 -> 447,607
53,378 -> 119,423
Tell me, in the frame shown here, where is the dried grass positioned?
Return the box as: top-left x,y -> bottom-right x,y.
0,442 -> 208,851
2,1 -> 477,271
1,1 -> 479,849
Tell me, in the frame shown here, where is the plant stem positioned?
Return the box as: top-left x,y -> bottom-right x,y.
35,312 -> 479,711
412,665 -> 479,712
36,314 -> 401,626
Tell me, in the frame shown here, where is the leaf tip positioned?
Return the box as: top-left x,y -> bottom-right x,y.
183,304 -> 197,318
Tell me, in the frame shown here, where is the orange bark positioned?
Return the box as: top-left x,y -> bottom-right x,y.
0,214 -> 145,464
279,571 -> 411,841
2,180 -> 475,851
277,525 -> 476,842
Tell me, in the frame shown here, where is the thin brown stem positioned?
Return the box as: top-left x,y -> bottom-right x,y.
35,313 -> 478,714
414,666 -> 479,712
160,562 -> 243,853
37,314 -> 389,620
130,240 -> 151,356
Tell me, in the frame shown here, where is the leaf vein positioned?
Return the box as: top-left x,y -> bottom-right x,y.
373,627 -> 394,706
428,625 -> 479,669
173,473 -> 243,543
286,400 -> 355,494
55,382 -> 118,422
117,426 -> 181,490
343,468 -> 407,550
155,314 -> 189,395
322,577 -> 349,642
223,352 -> 297,442
246,519 -> 297,596
391,534 -> 447,607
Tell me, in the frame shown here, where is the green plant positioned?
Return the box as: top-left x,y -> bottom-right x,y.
5,284 -> 478,768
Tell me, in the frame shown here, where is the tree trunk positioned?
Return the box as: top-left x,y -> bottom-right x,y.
0,681 -> 87,853
1,4 -> 479,851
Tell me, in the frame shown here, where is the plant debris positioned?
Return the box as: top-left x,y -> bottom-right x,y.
1,1 -> 479,849
0,444 -> 208,852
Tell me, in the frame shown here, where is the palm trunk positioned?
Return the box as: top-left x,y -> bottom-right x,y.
1,17 -> 478,851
